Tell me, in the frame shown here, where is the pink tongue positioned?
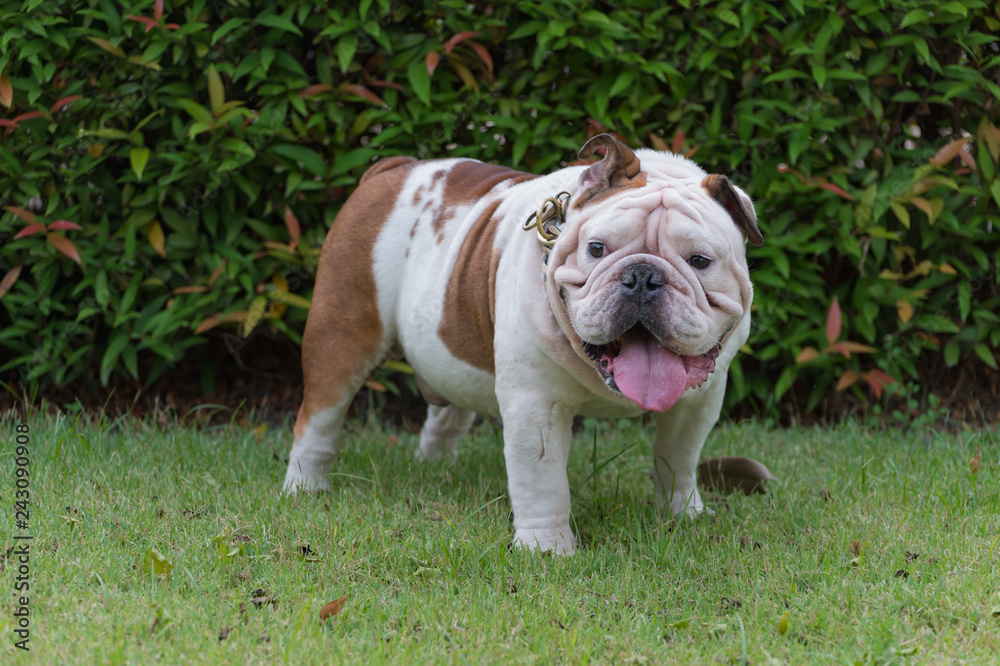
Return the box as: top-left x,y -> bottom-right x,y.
610,329 -> 687,412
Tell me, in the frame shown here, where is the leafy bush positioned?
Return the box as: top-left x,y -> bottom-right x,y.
1,0 -> 998,418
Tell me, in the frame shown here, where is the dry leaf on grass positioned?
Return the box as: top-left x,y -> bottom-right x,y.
320,595 -> 347,620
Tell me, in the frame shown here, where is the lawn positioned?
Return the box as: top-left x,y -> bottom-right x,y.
1,407 -> 998,664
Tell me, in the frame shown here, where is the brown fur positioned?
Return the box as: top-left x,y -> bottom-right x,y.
701,174 -> 763,246
294,156 -> 417,435
437,199 -> 503,373
573,134 -> 646,209
432,161 -> 537,241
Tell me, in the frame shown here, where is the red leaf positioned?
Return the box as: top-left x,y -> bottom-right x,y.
299,83 -> 335,98
586,118 -> 607,135
817,182 -> 856,201
862,369 -> 896,399
164,23 -> 179,30
825,297 -> 841,346
14,223 -> 46,239
796,346 -> 820,363
340,84 -> 385,107
0,265 -> 22,299
444,31 -> 480,53
469,42 -> 493,73
284,207 -> 301,250
154,0 -> 164,20
828,342 -> 853,359
777,164 -> 808,183
929,136 -> 971,167
671,128 -> 685,154
0,119 -> 18,129
425,51 -> 440,76
47,219 -> 82,231
367,79 -> 404,91
194,313 -> 223,334
125,15 -> 159,32
958,146 -> 976,170
50,95 -> 82,115
46,233 -> 82,265
835,370 -> 859,391
208,260 -> 227,286
3,206 -> 37,223
13,111 -> 45,123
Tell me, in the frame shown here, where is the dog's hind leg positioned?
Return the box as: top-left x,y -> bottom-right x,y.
283,299 -> 394,493
418,404 -> 476,460
283,156 -> 417,493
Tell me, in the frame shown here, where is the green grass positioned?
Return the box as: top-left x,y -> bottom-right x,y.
1,407 -> 998,664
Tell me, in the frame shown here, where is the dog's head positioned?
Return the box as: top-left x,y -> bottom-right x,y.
545,134 -> 762,411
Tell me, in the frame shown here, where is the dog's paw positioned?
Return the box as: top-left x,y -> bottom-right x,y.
669,488 -> 712,518
282,461 -> 331,495
513,527 -> 576,555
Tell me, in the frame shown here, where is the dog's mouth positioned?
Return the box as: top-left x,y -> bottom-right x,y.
582,325 -> 720,412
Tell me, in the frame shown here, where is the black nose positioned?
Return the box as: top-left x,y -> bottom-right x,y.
620,264 -> 665,301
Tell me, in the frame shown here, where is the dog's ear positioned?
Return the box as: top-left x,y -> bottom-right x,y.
577,134 -> 642,196
702,174 -> 763,246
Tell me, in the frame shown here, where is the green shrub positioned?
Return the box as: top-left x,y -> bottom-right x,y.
1,0 -> 998,417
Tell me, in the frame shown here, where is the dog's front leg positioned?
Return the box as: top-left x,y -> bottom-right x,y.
652,373 -> 727,517
499,394 -> 576,555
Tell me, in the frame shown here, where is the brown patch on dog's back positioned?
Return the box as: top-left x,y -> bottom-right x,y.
438,199 -> 503,373
432,162 -> 537,241
296,156 -> 417,432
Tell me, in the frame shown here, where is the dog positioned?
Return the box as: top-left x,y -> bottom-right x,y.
282,134 -> 763,554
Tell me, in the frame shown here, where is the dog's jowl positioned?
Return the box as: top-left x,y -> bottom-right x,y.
283,134 -> 763,555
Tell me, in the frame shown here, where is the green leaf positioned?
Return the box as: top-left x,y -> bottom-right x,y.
889,202 -> 910,229
900,9 -> 930,28
762,69 -> 808,84
609,70 -> 636,99
85,36 -> 125,58
212,17 -> 247,45
406,59 -> 431,106
142,547 -> 173,576
255,12 -> 303,37
269,143 -> 327,176
974,343 -> 998,369
943,341 -> 960,367
129,147 -> 149,181
268,290 -> 311,308
939,2 -> 968,17
507,20 -> 543,40
336,37 -> 357,75
94,271 -> 109,308
122,342 -> 138,380
774,365 -> 797,400
811,65 -> 826,88
207,64 -> 224,114
788,125 -> 810,164
100,328 -> 129,386
175,98 -> 214,124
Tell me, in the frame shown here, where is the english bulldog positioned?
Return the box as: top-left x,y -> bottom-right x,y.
282,134 -> 764,555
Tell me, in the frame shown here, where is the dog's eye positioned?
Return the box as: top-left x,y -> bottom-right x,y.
588,242 -> 605,258
689,255 -> 711,270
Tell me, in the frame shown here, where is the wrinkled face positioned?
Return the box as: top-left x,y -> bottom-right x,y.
548,177 -> 753,412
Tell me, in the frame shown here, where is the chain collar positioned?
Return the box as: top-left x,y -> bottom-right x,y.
521,191 -> 571,265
